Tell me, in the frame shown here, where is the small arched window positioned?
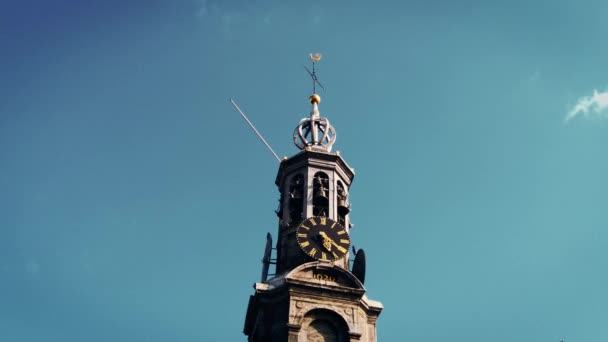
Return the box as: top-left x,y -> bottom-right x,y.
288,174 -> 304,225
336,180 -> 348,226
312,172 -> 329,217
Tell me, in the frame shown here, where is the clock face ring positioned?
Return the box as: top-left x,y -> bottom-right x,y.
296,216 -> 350,261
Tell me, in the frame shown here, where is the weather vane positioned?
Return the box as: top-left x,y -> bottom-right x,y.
304,53 -> 325,94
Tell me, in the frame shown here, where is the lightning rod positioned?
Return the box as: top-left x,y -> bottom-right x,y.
229,98 -> 281,163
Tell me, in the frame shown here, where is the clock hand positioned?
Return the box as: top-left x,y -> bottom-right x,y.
319,232 -> 347,254
329,239 -> 347,254
318,232 -> 333,251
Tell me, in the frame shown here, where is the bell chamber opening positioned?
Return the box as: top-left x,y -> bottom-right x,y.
336,180 -> 349,226
288,174 -> 304,225
312,172 -> 329,217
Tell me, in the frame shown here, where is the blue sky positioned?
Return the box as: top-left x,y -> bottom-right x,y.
1,1 -> 608,341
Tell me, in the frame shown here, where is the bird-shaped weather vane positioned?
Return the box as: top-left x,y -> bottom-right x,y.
304,53 -> 325,94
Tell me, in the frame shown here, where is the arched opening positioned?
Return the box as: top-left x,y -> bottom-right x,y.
312,172 -> 329,217
336,180 -> 349,226
299,309 -> 349,342
307,320 -> 338,342
289,174 -> 304,225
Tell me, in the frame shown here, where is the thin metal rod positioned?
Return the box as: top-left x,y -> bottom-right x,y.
312,62 -> 316,94
230,98 -> 281,163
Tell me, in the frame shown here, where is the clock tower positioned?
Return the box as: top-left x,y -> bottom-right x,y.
244,59 -> 383,342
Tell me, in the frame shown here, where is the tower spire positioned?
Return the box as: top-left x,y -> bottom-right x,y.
244,54 -> 383,341
294,53 -> 336,152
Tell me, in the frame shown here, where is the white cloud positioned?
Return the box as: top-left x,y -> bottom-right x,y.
566,89 -> 608,122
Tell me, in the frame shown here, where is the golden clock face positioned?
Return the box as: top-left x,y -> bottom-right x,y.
296,216 -> 350,261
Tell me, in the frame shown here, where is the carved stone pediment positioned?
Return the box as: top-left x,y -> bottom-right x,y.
285,261 -> 365,292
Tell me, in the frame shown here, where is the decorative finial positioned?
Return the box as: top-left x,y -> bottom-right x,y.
293,53 -> 336,152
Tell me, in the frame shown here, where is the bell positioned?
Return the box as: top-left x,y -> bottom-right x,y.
314,188 -> 328,203
338,200 -> 350,216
